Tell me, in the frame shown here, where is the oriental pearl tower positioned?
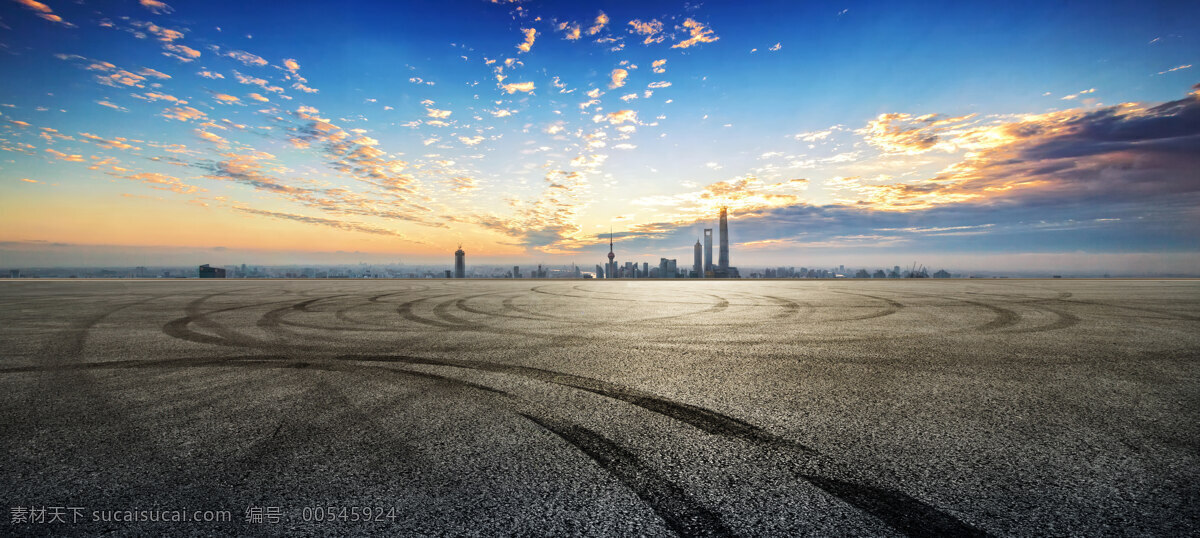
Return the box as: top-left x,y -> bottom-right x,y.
607,227 -> 616,279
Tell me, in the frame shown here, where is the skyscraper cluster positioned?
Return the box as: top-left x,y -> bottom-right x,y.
446,207 -> 740,280
599,206 -> 738,279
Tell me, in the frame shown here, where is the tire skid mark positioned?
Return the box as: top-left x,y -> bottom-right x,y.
396,293 -> 461,329
257,295 -> 350,340
1,355 -> 509,398
761,294 -> 804,319
335,299 -> 413,328
882,287 -> 1087,334
1052,297 -> 1200,322
431,295 -> 489,328
258,297 -> 330,330
826,290 -> 904,321
521,413 -> 736,538
800,474 -> 990,537
519,286 -> 733,323
534,284 -> 719,305
39,294 -> 168,358
162,290 -> 298,349
958,299 -> 1021,331
1003,305 -> 1080,333
331,354 -> 812,451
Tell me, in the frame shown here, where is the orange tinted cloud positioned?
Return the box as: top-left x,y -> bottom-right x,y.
672,19 -> 718,49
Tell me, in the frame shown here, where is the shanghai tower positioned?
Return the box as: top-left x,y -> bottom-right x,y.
718,206 -> 729,273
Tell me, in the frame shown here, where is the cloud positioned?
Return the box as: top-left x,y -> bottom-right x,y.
222,49 -> 269,67
14,0 -> 75,27
557,21 -> 581,40
292,82 -> 318,93
628,19 -> 664,45
57,55 -> 158,88
194,129 -> 228,146
45,148 -> 84,162
198,70 -> 224,79
652,59 -> 666,74
672,18 -> 718,49
629,176 -> 811,228
517,27 -> 537,53
213,93 -> 241,103
849,86 -> 1200,211
793,129 -> 833,142
233,71 -> 284,93
161,106 -> 207,122
283,58 -> 300,72
1061,88 -> 1096,100
78,133 -> 139,151
426,107 -> 451,119
587,11 -> 609,36
139,0 -> 173,14
596,109 -> 638,124
1154,64 -> 1191,76
609,68 -> 628,89
459,135 -> 484,146
500,81 -> 535,94
248,93 -> 269,102
859,113 -> 976,154
139,67 -> 171,79
769,42 -> 782,51
123,172 -> 202,194
647,81 -> 671,89
96,100 -> 127,112
233,207 -> 413,239
164,44 -> 201,61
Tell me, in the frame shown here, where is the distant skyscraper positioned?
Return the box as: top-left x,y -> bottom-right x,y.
606,229 -> 616,279
693,239 -> 702,277
513,265 -> 521,279
642,262 -> 649,279
454,245 -> 465,278
703,228 -> 713,274
595,264 -> 604,279
718,207 -> 730,274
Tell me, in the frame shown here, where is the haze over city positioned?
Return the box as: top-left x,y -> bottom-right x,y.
1,0 -> 1198,274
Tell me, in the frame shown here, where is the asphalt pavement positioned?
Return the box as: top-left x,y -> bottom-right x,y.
1,279 -> 1197,536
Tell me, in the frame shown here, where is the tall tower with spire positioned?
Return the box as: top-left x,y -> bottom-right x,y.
606,228 -> 616,279
693,238 -> 703,278
718,206 -> 730,275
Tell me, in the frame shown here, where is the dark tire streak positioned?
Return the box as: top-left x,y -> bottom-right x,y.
959,299 -> 1021,331
332,354 -> 812,452
826,290 -> 904,321
521,413 -> 736,538
801,474 -> 990,537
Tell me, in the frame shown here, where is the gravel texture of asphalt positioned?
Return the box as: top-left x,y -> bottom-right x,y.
1,279 -> 1197,536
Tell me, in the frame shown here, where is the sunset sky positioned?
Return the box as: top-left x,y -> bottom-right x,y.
1,0 -> 1197,271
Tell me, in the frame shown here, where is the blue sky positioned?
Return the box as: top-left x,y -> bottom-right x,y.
0,0 -> 1197,271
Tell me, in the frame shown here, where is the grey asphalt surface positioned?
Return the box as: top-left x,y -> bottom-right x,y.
0,279 -> 1197,536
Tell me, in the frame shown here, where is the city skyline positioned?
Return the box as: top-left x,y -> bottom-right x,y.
1,1 -> 1198,273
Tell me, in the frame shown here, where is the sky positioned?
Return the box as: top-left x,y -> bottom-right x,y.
0,0 -> 1198,272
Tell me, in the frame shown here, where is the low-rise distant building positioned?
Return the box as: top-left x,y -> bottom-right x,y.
198,264 -> 226,278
